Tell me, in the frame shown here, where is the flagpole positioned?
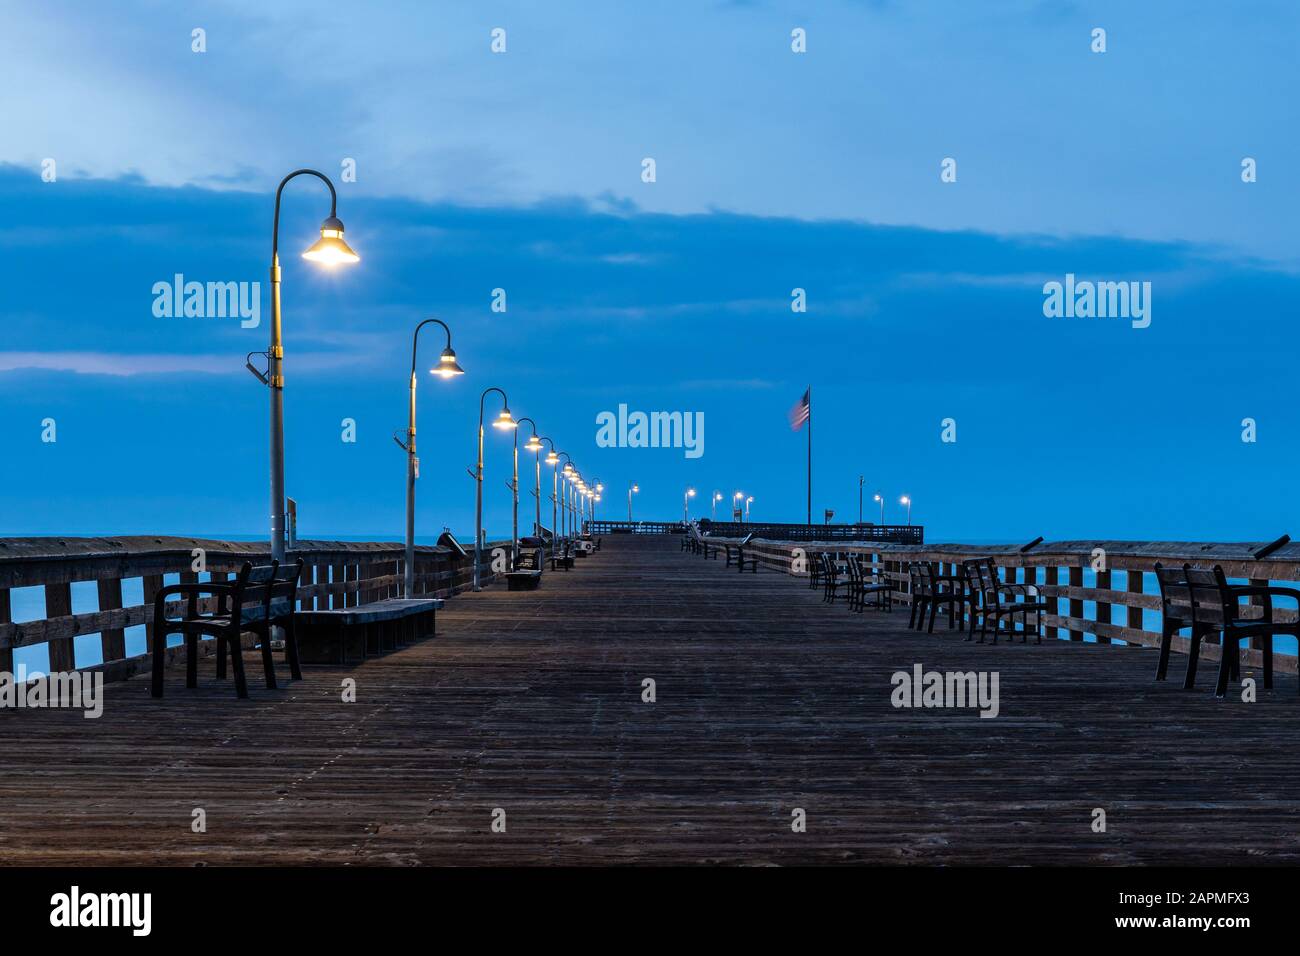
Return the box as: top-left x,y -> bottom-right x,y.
806,385 -> 812,525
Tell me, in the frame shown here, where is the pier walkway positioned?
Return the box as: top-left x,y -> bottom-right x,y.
3,533 -> 1299,865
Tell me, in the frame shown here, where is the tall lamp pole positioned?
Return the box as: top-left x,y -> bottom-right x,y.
900,495 -> 912,526
874,492 -> 884,525
712,491 -> 722,522
516,418 -> 542,540
541,439 -> 559,554
474,387 -> 516,590
558,453 -> 573,541
628,482 -> 639,522
683,487 -> 696,525
397,318 -> 464,597
858,475 -> 864,525
745,496 -> 754,520
265,168 -> 359,564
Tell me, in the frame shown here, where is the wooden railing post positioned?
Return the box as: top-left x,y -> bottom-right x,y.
45,582 -> 75,671
0,587 -> 11,674
1068,564 -> 1084,641
97,577 -> 127,662
1095,568 -> 1112,644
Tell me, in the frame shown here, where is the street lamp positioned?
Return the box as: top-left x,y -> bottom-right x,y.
507,417 -> 544,565
683,487 -> 696,525
873,492 -> 884,525
397,317 -> 464,597
733,491 -> 743,523
515,419 -> 543,546
712,491 -> 723,521
558,453 -> 573,541
858,475 -> 864,524
540,438 -> 559,555
900,495 -> 912,526
473,387 -> 516,590
745,495 -> 754,520
265,168 -> 359,565
628,482 -> 639,522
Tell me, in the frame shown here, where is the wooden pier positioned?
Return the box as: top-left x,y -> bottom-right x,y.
1,532 -> 1299,865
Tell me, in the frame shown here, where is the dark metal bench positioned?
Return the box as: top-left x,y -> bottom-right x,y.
151,559 -> 303,699
847,553 -> 892,612
723,544 -> 758,573
505,548 -> 544,590
297,597 -> 443,664
551,539 -> 575,571
1155,562 -> 1299,696
962,558 -> 1046,644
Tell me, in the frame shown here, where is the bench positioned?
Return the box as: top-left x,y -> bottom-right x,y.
552,540 -> 575,571
505,548 -> 544,590
296,597 -> 443,664
724,544 -> 758,573
151,558 -> 304,700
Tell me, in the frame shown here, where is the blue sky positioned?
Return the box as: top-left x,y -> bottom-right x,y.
1,0 -> 1298,543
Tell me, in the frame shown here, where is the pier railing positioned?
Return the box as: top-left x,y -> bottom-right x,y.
590,520 -> 924,543
0,536 -> 509,683
714,535 -> 1300,673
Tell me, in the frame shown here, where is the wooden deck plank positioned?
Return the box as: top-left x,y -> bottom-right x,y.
0,533 -> 1298,866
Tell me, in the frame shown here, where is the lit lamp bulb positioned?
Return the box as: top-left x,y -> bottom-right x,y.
432,346 -> 465,378
301,216 -> 360,266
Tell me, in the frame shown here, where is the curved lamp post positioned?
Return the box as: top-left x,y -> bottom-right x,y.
397,318 -> 464,596
683,487 -> 696,525
712,491 -> 723,522
900,495 -> 912,526
733,490 -> 744,523
745,496 -> 754,520
627,482 -> 639,522
541,438 -> 559,550
266,168 -> 359,564
515,417 -> 543,554
474,387 -> 516,590
558,453 -> 574,541
873,492 -> 884,525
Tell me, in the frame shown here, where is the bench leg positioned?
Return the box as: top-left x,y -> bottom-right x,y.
151,626 -> 168,698
259,625 -> 278,690
1214,637 -> 1236,698
1182,631 -> 1203,689
228,633 -> 249,699
285,617 -> 303,680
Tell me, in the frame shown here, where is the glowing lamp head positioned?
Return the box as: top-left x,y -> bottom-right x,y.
596,483 -> 604,493
524,433 -> 543,452
594,495 -> 602,502
432,346 -> 465,378
562,463 -> 574,476
546,451 -> 559,466
687,488 -> 696,498
492,407 -> 517,430
631,484 -> 639,493
302,216 -> 360,265
900,496 -> 910,505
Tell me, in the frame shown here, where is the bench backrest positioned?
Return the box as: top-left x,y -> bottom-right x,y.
1185,564 -> 1234,627
1153,562 -> 1194,623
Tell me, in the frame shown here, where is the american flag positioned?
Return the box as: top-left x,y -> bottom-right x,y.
788,388 -> 810,431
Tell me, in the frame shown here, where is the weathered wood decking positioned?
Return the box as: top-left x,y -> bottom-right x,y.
2,533 -> 1298,866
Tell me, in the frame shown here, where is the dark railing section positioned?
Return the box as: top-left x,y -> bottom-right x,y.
0,535 -> 511,684
588,519 -> 923,544
709,535 -> 1300,674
